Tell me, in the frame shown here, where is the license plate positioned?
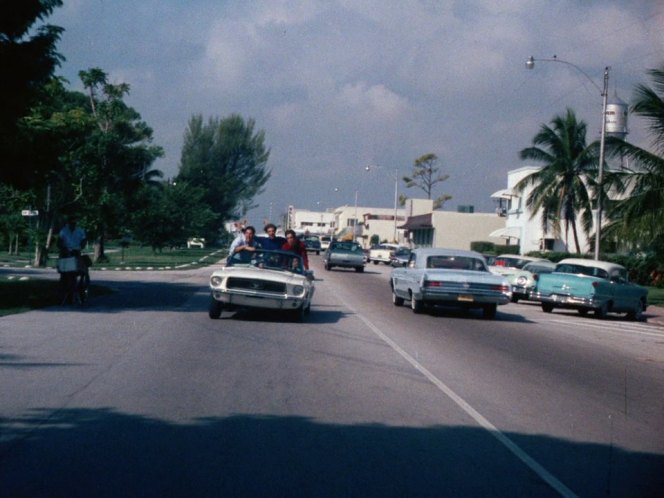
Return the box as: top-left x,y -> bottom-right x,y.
458,295 -> 474,302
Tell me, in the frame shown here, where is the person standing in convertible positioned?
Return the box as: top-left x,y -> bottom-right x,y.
282,229 -> 309,270
255,223 -> 286,250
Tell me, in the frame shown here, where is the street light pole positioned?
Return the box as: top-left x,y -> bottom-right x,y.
526,56 -> 609,260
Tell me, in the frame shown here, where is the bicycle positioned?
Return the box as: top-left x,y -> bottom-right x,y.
57,254 -> 91,305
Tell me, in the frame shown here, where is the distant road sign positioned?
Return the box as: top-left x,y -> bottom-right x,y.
21,210 -> 39,216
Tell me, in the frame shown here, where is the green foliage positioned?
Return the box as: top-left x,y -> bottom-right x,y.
130,182 -> 216,251
370,234 -> 380,246
0,0 -> 64,189
516,109 -> 597,254
178,114 -> 270,222
402,153 -> 452,209
471,242 -> 520,255
603,65 -> 664,255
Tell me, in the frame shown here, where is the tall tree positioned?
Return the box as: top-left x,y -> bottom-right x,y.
178,114 -> 270,223
515,109 -> 597,253
0,0 -> 64,188
70,68 -> 163,261
604,66 -> 664,253
402,153 -> 452,209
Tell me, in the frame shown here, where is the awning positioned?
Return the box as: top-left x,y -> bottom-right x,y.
489,227 -> 521,239
490,188 -> 515,200
398,213 -> 432,230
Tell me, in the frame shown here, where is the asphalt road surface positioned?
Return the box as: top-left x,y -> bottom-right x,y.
1,256 -> 663,497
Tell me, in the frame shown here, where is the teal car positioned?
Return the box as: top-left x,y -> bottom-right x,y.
531,258 -> 647,320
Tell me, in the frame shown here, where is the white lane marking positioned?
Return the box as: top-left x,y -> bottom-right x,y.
339,297 -> 578,498
543,318 -> 664,339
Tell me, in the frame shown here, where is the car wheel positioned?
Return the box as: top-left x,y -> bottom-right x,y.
316,251 -> 320,255
325,263 -> 332,271
411,295 -> 423,314
392,291 -> 404,306
595,301 -> 608,319
511,295 -> 519,303
483,303 -> 497,319
541,303 -> 554,313
626,301 -> 643,321
373,261 -> 379,265
355,266 -> 364,272
209,300 -> 223,319
578,309 -> 589,316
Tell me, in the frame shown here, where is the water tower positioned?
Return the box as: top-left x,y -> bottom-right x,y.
605,91 -> 629,140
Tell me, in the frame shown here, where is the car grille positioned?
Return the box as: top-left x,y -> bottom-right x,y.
227,277 -> 287,294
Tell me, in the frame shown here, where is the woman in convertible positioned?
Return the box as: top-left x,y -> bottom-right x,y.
282,229 -> 309,270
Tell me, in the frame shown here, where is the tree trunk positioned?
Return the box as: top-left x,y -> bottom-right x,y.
94,232 -> 107,263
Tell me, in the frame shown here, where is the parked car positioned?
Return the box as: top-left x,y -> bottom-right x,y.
390,247 -> 412,267
299,234 -> 322,255
208,249 -> 315,321
530,258 -> 647,320
320,236 -> 332,251
490,254 -> 549,272
390,248 -> 511,319
507,260 -> 556,302
323,240 -> 366,272
369,243 -> 400,265
187,237 -> 206,249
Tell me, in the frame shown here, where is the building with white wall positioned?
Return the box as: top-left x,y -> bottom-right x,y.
490,165 -> 594,254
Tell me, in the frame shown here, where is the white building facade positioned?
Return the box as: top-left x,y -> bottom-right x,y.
490,165 -> 594,255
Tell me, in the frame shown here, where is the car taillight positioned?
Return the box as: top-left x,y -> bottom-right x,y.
424,281 -> 442,287
592,281 -> 599,288
533,273 -> 539,281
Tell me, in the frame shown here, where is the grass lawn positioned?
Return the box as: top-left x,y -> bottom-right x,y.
647,286 -> 664,307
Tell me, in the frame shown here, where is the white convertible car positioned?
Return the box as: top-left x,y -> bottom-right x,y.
390,248 -> 511,319
209,249 -> 315,321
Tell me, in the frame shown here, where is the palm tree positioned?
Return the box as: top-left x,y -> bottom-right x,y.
603,66 -> 664,253
515,109 -> 597,253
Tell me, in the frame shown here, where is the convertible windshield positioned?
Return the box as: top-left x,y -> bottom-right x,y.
426,255 -> 487,271
227,249 -> 304,274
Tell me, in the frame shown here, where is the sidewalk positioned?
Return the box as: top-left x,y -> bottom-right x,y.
645,305 -> 664,326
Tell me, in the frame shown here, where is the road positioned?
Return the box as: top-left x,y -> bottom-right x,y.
1,256 -> 663,497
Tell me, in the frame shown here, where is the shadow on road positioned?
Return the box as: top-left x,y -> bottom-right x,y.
0,407 -> 662,497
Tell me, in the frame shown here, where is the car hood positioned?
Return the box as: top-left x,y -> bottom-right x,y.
211,266 -> 309,285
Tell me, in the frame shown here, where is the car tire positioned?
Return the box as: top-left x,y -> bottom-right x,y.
578,309 -> 589,316
392,291 -> 404,306
511,295 -> 519,303
316,251 -> 320,255
626,301 -> 643,321
541,303 -> 554,313
209,300 -> 223,319
355,266 -> 364,273
325,263 -> 332,271
483,303 -> 497,319
411,295 -> 423,314
373,261 -> 379,265
595,301 -> 608,319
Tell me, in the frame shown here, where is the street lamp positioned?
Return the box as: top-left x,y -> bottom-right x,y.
365,165 -> 399,243
526,55 -> 609,260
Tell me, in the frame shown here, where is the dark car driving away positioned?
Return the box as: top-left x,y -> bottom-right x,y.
298,234 -> 322,255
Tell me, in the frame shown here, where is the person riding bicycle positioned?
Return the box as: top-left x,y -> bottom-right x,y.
58,216 -> 87,259
57,216 -> 89,303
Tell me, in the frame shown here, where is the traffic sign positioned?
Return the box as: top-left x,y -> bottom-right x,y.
21,210 -> 39,216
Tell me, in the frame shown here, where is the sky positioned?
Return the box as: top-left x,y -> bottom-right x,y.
49,0 -> 664,224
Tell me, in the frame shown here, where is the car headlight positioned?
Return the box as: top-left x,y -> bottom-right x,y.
210,276 -> 223,287
516,276 -> 528,286
292,285 -> 305,297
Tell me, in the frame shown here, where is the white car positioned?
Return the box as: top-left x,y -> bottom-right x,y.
209,249 -> 315,321
187,237 -> 206,249
390,248 -> 511,319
